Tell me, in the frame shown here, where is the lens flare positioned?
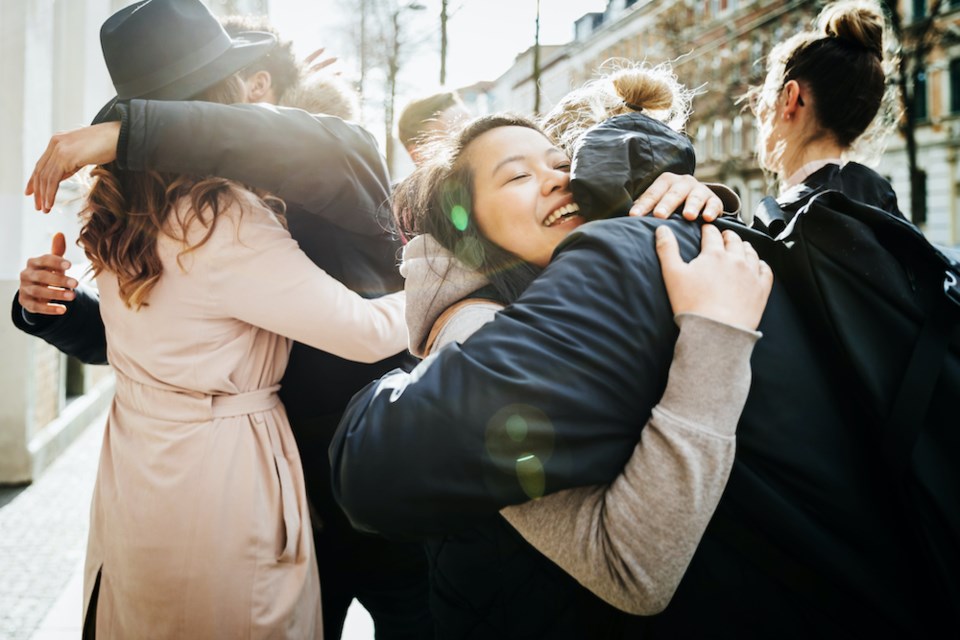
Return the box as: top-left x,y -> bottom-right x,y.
484,404 -> 555,500
505,414 -> 528,442
451,204 -> 469,231
516,454 -> 545,499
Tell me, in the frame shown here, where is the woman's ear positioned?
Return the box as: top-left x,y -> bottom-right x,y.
244,71 -> 275,103
781,80 -> 803,121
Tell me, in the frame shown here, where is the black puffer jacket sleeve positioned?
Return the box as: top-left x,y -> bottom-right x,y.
118,100 -> 393,237
330,217 -> 702,539
10,285 -> 108,365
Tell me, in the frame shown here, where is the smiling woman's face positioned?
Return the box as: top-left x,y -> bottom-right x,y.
466,126 -> 585,268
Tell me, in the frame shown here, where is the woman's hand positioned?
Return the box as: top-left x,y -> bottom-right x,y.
25,121 -> 121,213
655,224 -> 773,331
630,173 -> 725,222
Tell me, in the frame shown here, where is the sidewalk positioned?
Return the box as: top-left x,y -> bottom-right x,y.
0,410 -> 374,640
0,410 -> 102,640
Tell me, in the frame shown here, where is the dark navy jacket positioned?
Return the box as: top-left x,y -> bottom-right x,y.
331,213 -> 937,637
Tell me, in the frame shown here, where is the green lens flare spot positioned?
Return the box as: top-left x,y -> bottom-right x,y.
516,454 -> 545,499
505,415 -> 528,442
451,205 -> 469,231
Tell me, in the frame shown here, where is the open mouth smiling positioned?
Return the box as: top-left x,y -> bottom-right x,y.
543,202 -> 581,227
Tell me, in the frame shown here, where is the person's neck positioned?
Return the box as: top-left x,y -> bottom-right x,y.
779,138 -> 845,191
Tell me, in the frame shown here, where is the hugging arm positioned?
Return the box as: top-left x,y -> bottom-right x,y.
119,101 -> 393,236
212,201 -> 407,363
26,102 -> 393,233
11,285 -> 107,365
499,315 -> 756,614
331,218 -> 697,539
423,303 -> 753,615
498,225 -> 770,614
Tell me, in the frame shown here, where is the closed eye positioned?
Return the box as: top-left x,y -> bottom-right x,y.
507,173 -> 529,183
555,163 -> 571,171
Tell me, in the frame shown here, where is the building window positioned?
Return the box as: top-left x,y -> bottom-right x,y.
713,120 -> 725,158
731,116 -> 743,155
66,357 -> 86,399
951,58 -> 960,114
913,0 -> 926,19
697,124 -> 708,159
625,0 -> 638,7
750,36 -> 764,80
709,0 -> 731,17
914,67 -> 928,121
745,115 -> 757,154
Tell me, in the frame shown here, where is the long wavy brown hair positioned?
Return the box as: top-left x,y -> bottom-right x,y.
80,74 -> 285,309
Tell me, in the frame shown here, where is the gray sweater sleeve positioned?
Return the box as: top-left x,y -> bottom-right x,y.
499,313 -> 759,615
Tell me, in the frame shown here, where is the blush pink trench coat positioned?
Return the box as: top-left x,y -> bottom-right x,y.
83,188 -> 407,638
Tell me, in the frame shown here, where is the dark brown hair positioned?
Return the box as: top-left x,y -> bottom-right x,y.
768,1 -> 887,147
394,114 -> 545,304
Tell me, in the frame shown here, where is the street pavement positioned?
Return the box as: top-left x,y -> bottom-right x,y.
0,409 -> 374,640
0,411 -> 102,640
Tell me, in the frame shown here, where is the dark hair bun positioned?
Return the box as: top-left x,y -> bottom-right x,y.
819,1 -> 884,59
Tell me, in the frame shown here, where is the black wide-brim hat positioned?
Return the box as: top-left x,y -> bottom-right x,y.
92,0 -> 276,124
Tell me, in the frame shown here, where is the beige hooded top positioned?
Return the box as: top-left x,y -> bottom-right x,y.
401,232 -> 759,615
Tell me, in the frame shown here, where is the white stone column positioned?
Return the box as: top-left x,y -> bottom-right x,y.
0,0 -> 117,482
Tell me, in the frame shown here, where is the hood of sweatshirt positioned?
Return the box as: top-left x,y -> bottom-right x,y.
400,233 -> 491,358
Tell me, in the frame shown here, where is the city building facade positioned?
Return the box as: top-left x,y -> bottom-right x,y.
483,0 -> 960,247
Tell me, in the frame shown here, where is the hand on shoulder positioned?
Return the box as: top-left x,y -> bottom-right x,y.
655,224 -> 773,331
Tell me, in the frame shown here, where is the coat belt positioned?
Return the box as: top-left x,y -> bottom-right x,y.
113,370 -> 280,422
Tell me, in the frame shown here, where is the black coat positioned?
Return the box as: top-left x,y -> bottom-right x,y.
331,211 -> 936,637
757,161 -> 902,235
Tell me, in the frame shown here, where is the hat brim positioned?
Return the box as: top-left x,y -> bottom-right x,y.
92,31 -> 276,124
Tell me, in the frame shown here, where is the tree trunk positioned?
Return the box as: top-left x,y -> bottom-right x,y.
386,10 -> 400,173
882,0 -> 943,225
533,0 -> 541,114
440,0 -> 448,85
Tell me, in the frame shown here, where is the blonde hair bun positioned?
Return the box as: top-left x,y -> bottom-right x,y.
610,68 -> 675,112
541,61 -> 692,158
